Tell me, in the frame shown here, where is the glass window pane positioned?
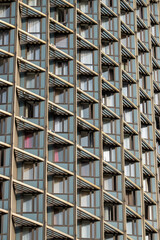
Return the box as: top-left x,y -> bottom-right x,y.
24,133 -> 34,148
81,162 -> 90,176
81,222 -> 90,238
127,221 -> 133,235
23,163 -> 33,180
23,195 -> 32,212
54,178 -> 63,193
22,228 -> 32,240
81,192 -> 90,207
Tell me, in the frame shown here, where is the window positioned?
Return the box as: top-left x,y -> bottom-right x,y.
55,61 -> 68,75
28,0 -> 40,6
122,83 -> 132,97
123,109 -> 132,122
104,205 -> 117,221
103,119 -> 115,134
54,88 -> 68,103
0,58 -> 8,74
124,134 -> 134,150
81,131 -> 94,147
80,25 -> 92,39
156,116 -> 160,129
28,19 -> 40,38
54,116 -> 68,132
143,178 -> 151,192
80,161 -> 94,177
53,208 -> 67,225
81,161 -> 89,176
0,31 -> 9,45
145,205 -> 153,220
125,161 -> 135,177
0,182 -> 3,199
55,34 -> 68,48
102,67 -> 114,81
80,191 -> 94,207
0,118 -> 6,134
102,42 -> 114,56
53,147 -> 68,162
80,77 -> 93,91
145,234 -> 153,240
56,8 -> 68,24
122,59 -> 132,72
0,88 -> 7,104
139,75 -> 147,89
25,73 -> 39,89
22,228 -> 32,240
23,195 -> 33,212
24,132 -> 38,149
126,190 -> 136,205
80,103 -> 93,119
102,93 -> 115,107
137,6 -> 143,19
157,141 -> 160,155
126,220 -> 133,235
80,0 -> 92,13
80,50 -> 93,70
127,220 -> 137,235
140,99 -> 148,114
81,221 -> 94,238
23,163 -> 37,180
27,46 -> 40,60
102,0 -> 113,7
154,93 -> 159,105
101,17 -> 113,31
141,125 -> 148,139
53,177 -> 67,193
0,5 -> 10,17
104,176 -> 116,191
105,235 -> 118,240
103,146 -> 115,162
142,152 -> 150,165
0,149 -> 4,167
25,102 -> 39,118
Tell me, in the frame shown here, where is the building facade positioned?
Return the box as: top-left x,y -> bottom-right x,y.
0,0 -> 160,239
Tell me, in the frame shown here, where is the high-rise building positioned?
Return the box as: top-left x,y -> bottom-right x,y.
0,0 -> 160,239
